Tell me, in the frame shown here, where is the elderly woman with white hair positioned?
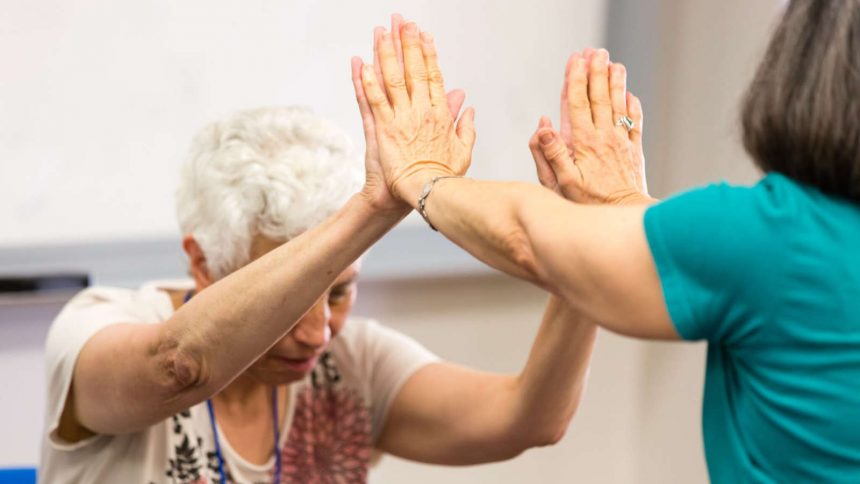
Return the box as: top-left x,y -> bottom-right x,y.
37,20 -> 620,479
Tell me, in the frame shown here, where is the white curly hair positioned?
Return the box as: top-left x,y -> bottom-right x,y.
176,106 -> 364,279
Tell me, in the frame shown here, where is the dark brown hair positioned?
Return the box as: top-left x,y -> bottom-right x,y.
742,0 -> 860,202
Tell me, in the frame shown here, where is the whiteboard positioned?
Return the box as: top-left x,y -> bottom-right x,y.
0,0 -> 607,247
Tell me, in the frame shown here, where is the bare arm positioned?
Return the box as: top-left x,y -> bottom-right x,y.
359,26 -> 676,339
376,296 -> 597,464
66,196 -> 407,437
62,40 -> 417,438
358,25 -> 604,463
410,179 -> 675,339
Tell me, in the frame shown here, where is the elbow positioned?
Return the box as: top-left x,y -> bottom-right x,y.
535,419 -> 572,447
524,416 -> 574,449
490,423 -> 570,462
503,227 -> 545,286
513,402 -> 582,451
468,407 -> 578,463
152,329 -> 210,399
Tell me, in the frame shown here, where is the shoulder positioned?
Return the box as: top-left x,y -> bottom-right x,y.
51,279 -> 188,328
45,281 -> 183,365
47,286 -> 140,348
331,316 -> 433,358
647,173 -> 820,227
325,316 -> 440,440
644,175 -> 807,260
334,316 -> 398,341
328,316 -> 397,366
328,316 -> 439,381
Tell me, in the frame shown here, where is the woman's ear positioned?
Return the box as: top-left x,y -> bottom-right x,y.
182,235 -> 214,290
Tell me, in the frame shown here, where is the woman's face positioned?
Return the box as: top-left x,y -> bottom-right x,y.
242,235 -> 361,385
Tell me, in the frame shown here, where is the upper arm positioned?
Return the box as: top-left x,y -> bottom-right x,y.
376,362 -> 523,465
70,322 -> 184,436
524,197 -> 678,339
46,294 -> 197,444
343,319 -> 520,465
525,182 -> 762,342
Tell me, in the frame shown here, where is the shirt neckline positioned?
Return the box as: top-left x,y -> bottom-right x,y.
210,384 -> 297,474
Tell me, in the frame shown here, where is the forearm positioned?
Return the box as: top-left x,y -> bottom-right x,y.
509,296 -> 597,445
376,297 -> 597,465
166,196 -> 405,397
440,296 -> 598,460
78,196 -> 407,433
398,174 -> 662,334
401,175 -> 568,291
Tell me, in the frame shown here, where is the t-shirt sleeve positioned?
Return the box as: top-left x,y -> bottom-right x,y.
643,180 -> 781,343
341,318 -> 440,442
43,288 -> 140,450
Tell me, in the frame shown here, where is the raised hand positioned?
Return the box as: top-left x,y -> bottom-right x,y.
353,16 -> 472,210
530,49 -> 651,205
357,22 -> 476,203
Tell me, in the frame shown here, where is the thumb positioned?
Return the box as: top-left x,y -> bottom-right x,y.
537,127 -> 581,200
456,107 -> 476,149
530,117 -> 559,190
446,89 -> 466,119
539,128 -> 574,175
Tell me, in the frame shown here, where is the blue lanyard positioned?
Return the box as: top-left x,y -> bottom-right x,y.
184,290 -> 283,484
206,388 -> 282,484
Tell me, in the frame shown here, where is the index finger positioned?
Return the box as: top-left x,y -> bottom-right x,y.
391,13 -> 405,71
566,53 -> 594,139
420,31 -> 448,111
402,22 -> 431,108
588,49 -> 613,127
377,31 -> 410,109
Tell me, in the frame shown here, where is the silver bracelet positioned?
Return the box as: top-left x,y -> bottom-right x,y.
417,175 -> 461,231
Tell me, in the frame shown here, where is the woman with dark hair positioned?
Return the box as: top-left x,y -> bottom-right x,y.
356,1 -> 860,482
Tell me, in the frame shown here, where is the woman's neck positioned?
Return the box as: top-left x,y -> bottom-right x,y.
214,374 -> 272,417
211,374 -> 288,466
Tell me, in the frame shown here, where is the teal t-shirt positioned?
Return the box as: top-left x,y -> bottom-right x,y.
644,173 -> 860,483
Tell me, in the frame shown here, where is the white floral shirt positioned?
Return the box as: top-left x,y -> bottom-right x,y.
39,281 -> 438,484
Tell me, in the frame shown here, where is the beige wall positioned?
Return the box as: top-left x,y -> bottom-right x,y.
359,275 -> 647,483
650,0 -> 786,195
635,3 -> 785,479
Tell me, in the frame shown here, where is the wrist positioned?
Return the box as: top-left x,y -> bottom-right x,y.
394,168 -> 455,208
351,191 -> 411,225
610,191 -> 658,206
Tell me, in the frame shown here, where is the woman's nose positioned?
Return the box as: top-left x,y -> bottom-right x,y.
292,298 -> 332,350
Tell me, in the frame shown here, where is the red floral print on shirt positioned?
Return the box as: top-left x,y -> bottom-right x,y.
278,385 -> 372,484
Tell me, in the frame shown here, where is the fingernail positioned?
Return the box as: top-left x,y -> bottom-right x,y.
405,22 -> 418,34
539,132 -> 554,145
420,31 -> 433,43
598,49 -> 609,61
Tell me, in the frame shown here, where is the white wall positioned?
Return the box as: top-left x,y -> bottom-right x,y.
0,0 -> 606,247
